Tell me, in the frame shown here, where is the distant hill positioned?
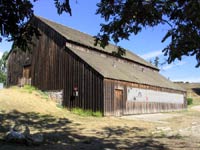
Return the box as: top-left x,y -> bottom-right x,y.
174,82 -> 200,104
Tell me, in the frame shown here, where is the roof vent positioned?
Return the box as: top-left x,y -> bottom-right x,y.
112,61 -> 117,68
141,67 -> 145,72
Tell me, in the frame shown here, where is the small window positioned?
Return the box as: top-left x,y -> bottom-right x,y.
23,65 -> 31,79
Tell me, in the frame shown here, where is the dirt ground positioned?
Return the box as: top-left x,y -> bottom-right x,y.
0,87 -> 200,150
191,105 -> 200,111
121,113 -> 183,123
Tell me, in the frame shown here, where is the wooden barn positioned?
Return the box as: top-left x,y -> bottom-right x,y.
7,16 -> 186,116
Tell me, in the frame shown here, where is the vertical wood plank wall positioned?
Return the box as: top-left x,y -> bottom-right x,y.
7,17 -> 187,116
14,18 -> 104,112
104,79 -> 186,116
7,50 -> 31,85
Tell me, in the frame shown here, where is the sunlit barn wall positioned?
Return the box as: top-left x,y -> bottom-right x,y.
104,79 -> 186,116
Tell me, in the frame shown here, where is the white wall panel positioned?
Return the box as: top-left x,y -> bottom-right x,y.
127,87 -> 184,104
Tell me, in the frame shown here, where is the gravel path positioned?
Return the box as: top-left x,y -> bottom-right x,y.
121,113 -> 182,124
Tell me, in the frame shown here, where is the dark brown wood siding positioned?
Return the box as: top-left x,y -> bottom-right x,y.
30,18 -> 104,112
7,50 -> 31,85
7,17 -> 186,116
62,49 -> 104,112
104,79 -> 186,116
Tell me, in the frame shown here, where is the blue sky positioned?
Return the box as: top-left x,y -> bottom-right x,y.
0,0 -> 199,82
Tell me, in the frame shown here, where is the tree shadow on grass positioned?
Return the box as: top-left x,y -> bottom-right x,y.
0,110 -> 72,132
0,110 -> 170,150
100,127 -> 169,150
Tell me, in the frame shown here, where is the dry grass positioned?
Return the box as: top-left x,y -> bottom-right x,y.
175,82 -> 200,105
0,87 -> 155,150
0,87 -> 65,116
0,86 -> 153,127
0,87 -> 200,150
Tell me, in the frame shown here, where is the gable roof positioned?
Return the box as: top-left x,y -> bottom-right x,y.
35,16 -> 158,70
69,46 -> 184,91
34,16 -> 184,91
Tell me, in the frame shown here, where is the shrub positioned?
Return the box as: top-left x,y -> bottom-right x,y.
0,71 -> 6,85
71,108 -> 102,117
187,98 -> 193,105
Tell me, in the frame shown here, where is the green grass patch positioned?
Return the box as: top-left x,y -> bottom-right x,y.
23,85 -> 37,93
37,90 -> 49,100
22,85 -> 49,100
56,104 -> 64,109
71,108 -> 102,117
187,98 -> 193,105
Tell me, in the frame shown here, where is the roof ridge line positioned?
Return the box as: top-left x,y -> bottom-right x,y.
34,15 -> 158,70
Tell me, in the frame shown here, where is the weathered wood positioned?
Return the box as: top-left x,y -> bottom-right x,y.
114,89 -> 123,116
22,65 -> 31,79
7,50 -> 31,85
103,79 -> 186,116
7,16 -> 186,116
30,18 -> 104,113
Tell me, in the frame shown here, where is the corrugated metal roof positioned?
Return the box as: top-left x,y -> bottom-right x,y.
35,16 -> 158,70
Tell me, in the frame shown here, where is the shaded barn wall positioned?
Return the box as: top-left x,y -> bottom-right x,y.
7,50 -> 32,85
30,18 -> 66,90
63,49 -> 104,112
104,79 -> 186,116
30,18 -> 104,112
